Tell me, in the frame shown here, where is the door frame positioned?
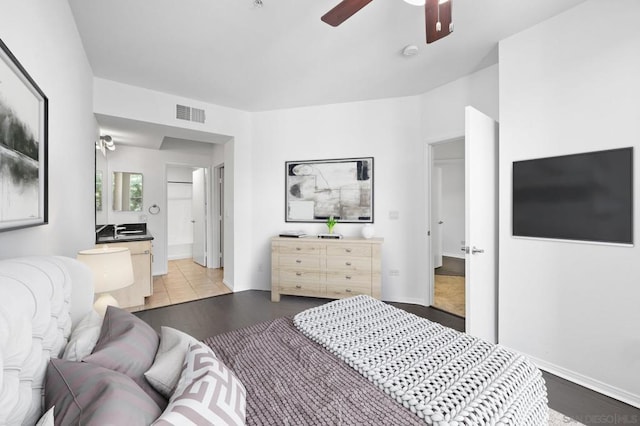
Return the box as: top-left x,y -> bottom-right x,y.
424,133 -> 465,309
213,163 -> 225,268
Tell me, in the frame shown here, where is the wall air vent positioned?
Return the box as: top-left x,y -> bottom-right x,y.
176,104 -> 206,123
176,104 -> 191,121
191,107 -> 206,123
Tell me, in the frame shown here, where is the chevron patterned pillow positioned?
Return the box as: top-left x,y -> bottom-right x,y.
153,342 -> 247,426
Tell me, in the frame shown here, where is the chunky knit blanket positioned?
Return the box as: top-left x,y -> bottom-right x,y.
294,295 -> 549,425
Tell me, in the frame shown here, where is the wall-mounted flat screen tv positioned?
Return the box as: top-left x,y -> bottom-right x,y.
513,147 -> 633,244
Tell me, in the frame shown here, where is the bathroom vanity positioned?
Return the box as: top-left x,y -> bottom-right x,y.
95,223 -> 153,309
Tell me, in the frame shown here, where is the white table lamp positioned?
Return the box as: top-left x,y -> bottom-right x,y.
77,246 -> 134,316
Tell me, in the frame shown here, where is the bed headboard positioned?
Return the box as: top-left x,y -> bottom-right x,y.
0,256 -> 94,425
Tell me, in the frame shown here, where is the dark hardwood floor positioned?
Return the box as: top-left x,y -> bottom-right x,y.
136,290 -> 639,426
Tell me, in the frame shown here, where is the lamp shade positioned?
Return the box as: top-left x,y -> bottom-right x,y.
77,247 -> 134,293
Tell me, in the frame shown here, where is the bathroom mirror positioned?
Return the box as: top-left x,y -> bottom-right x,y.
112,171 -> 143,212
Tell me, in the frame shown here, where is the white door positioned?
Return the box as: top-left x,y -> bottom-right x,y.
432,166 -> 443,268
464,106 -> 499,343
192,168 -> 207,267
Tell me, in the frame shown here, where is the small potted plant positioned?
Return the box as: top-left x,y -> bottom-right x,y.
326,215 -> 337,234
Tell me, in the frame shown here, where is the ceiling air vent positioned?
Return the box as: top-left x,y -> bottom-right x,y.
176,104 -> 206,124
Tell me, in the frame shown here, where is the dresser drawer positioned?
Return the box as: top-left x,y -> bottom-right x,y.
326,256 -> 371,272
325,283 -> 372,298
279,254 -> 321,269
278,243 -> 322,255
279,281 -> 321,297
326,270 -> 371,285
279,270 -> 320,282
326,244 -> 371,257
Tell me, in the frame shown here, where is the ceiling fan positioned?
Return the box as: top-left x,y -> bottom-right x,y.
321,0 -> 453,44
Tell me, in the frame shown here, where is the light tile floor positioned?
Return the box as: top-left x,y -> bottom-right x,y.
129,259 -> 231,312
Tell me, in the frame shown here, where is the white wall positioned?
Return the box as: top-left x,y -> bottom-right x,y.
0,0 -> 95,259
249,66 -> 498,305
499,0 -> 640,406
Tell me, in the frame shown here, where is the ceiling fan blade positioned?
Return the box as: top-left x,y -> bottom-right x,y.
321,0 -> 373,27
426,0 -> 453,44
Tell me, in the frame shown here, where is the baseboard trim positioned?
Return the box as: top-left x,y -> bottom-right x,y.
528,355 -> 640,409
223,278 -> 234,291
383,296 -> 428,306
167,254 -> 192,261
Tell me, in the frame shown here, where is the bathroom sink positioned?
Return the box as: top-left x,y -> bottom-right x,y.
95,223 -> 153,243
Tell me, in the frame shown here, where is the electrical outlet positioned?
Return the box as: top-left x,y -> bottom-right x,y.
389,211 -> 400,220
389,269 -> 400,277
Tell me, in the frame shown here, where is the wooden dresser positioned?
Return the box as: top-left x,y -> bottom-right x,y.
271,236 -> 383,302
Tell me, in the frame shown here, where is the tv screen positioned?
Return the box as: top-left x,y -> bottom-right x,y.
513,147 -> 633,244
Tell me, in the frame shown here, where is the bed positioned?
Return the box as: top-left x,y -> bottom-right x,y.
0,256 -> 548,425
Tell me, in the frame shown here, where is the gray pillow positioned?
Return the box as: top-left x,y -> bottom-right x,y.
144,326 -> 200,398
83,305 -> 167,409
45,359 -> 162,425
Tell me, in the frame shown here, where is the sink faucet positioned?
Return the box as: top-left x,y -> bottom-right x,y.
95,224 -> 109,234
113,225 -> 127,238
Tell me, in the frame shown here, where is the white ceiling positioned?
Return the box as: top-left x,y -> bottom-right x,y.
74,0 -> 587,149
69,0 -> 587,113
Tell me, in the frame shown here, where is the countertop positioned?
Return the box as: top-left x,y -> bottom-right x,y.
95,223 -> 154,244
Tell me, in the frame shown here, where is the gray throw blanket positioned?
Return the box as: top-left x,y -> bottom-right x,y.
204,317 -> 423,425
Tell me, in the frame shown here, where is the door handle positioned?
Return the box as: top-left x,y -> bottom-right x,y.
461,246 -> 469,254
471,246 -> 485,254
438,221 -> 444,224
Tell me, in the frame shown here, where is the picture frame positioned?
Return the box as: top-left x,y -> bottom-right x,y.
285,157 -> 374,223
0,38 -> 48,232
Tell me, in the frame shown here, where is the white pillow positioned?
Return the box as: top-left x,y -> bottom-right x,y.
152,343 -> 246,426
144,326 -> 200,398
35,406 -> 54,426
62,309 -> 102,361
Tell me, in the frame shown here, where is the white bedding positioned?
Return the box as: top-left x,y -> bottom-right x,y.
294,295 -> 549,425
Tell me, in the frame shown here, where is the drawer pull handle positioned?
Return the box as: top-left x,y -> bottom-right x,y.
345,276 -> 352,280
296,272 -> 302,276
345,262 -> 352,266
346,289 -> 352,293
296,259 -> 302,264
346,248 -> 352,253
296,247 -> 301,251
295,285 -> 302,289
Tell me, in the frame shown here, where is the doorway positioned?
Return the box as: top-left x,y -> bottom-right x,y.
427,107 -> 499,343
166,165 -> 207,264
430,139 -> 466,318
149,164 -> 230,309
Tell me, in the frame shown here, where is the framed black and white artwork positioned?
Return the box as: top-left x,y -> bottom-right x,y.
285,157 -> 373,223
0,38 -> 48,232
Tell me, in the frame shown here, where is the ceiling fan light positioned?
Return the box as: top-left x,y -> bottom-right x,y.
403,0 -> 425,6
